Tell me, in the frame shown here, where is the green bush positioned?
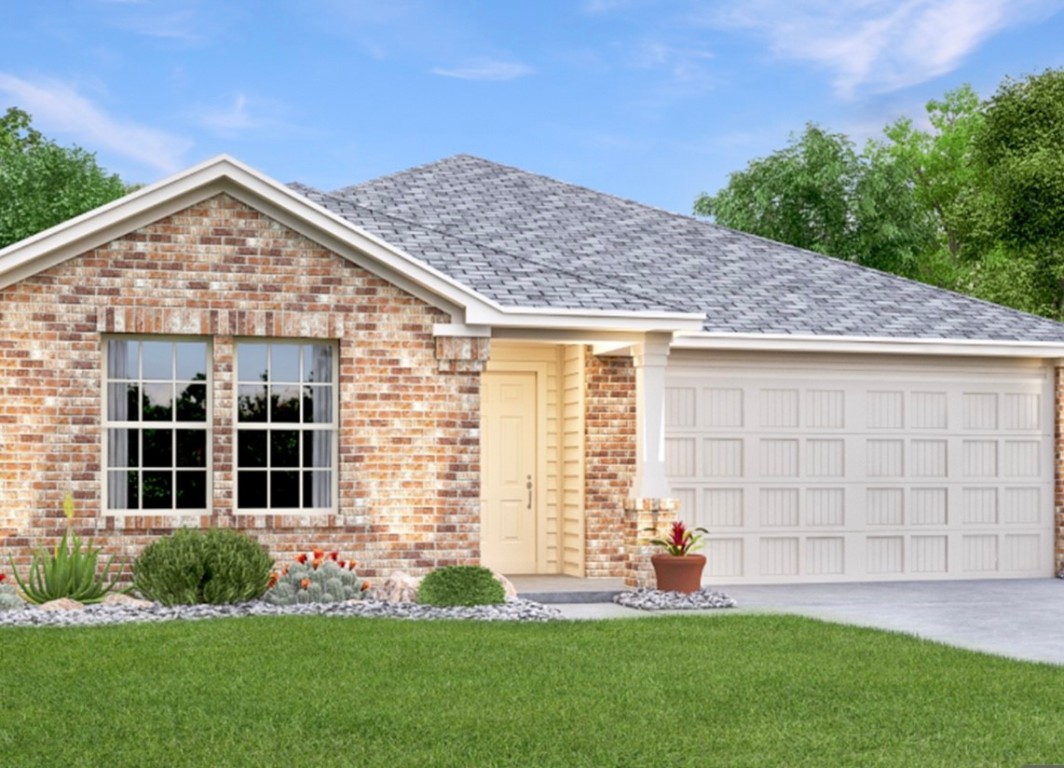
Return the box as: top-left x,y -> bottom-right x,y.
132,528 -> 273,606
417,565 -> 505,607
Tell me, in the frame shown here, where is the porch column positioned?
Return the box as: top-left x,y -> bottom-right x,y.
630,332 -> 672,499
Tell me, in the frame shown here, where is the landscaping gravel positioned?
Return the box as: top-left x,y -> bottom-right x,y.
613,588 -> 737,611
0,598 -> 562,628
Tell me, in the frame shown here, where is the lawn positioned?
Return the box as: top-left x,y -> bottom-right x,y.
1,613 -> 1061,767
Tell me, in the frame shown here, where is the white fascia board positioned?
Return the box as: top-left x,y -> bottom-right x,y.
673,331 -> 1064,359
465,304 -> 705,333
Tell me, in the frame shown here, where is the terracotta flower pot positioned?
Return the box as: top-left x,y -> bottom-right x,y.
651,554 -> 706,594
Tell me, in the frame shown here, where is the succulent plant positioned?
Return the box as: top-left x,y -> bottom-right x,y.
0,581 -> 26,611
264,551 -> 369,606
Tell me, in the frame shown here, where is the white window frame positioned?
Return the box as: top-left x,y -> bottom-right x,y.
233,338 -> 339,514
102,336 -> 212,514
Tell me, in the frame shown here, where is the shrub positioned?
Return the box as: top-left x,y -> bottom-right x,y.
264,549 -> 370,606
6,493 -> 125,605
0,574 -> 25,611
417,565 -> 505,607
133,528 -> 273,606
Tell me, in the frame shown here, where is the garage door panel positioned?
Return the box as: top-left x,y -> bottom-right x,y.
666,358 -> 1054,584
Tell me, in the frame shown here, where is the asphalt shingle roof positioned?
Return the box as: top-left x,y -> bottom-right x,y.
294,155 -> 1064,342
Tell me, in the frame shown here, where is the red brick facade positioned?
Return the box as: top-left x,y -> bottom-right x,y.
0,194 -> 486,577
582,349 -> 636,578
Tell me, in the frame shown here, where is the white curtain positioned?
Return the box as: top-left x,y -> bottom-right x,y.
107,340 -> 131,509
311,344 -> 333,508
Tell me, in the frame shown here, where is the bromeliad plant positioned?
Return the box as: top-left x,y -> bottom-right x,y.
7,493 -> 126,605
646,520 -> 709,556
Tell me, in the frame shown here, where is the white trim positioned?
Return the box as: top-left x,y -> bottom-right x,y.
432,323 -> 493,338
231,338 -> 339,515
100,335 -> 213,516
673,331 -> 1064,359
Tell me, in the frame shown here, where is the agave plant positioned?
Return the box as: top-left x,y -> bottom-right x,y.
7,493 -> 126,605
645,520 -> 709,556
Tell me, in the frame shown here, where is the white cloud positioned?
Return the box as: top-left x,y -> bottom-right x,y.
195,93 -> 257,135
704,0 -> 1062,96
431,58 -> 534,81
0,73 -> 191,174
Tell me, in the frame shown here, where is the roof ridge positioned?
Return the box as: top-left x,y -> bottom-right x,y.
306,186 -> 693,314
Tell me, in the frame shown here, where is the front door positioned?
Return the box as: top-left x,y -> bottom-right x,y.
480,371 -> 538,573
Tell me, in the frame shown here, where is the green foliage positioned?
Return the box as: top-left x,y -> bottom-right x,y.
0,581 -> 25,611
695,123 -> 938,278
417,565 -> 505,607
6,493 -> 125,605
132,528 -> 273,606
974,69 -> 1064,250
0,107 -> 129,249
265,555 -> 368,606
695,70 -> 1064,319
646,520 -> 708,556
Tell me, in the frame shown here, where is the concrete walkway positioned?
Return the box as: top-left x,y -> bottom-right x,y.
550,579 -> 1064,666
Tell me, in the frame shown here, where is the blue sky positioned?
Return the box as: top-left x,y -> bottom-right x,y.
2,0 -> 1063,214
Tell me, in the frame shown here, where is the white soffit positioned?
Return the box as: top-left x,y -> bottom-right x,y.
674,332 -> 1064,360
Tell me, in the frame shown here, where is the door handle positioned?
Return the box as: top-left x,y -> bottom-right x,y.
526,475 -> 532,510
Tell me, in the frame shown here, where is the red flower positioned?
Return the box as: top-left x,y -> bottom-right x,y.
295,553 -> 307,564
0,573 -> 5,583
312,558 -> 322,570
668,521 -> 687,549
348,560 -> 357,570
360,580 -> 371,592
328,551 -> 339,561
338,560 -> 346,569
312,548 -> 324,559
300,578 -> 311,590
267,572 -> 279,589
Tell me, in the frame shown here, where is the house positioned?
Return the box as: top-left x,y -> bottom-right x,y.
1,154 -> 1062,586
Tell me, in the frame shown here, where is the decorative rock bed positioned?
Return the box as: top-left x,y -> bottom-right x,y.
613,587 -> 737,611
0,597 -> 562,628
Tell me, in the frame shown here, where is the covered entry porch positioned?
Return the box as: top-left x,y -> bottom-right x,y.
476,333 -> 678,582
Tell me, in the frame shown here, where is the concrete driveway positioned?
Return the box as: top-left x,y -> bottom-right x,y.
721,579 -> 1064,665
556,579 -> 1064,665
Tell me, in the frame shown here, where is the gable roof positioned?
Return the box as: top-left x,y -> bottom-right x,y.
0,155 -> 699,334
302,154 -> 1064,346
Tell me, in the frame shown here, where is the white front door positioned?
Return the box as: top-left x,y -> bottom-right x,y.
481,371 -> 538,573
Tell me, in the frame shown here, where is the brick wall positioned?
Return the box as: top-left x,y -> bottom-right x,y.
0,194 -> 486,578
583,349 -> 636,578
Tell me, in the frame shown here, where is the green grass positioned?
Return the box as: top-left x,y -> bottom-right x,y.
1,614 -> 1061,767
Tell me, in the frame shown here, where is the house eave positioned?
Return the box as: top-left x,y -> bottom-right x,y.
673,331 -> 1064,359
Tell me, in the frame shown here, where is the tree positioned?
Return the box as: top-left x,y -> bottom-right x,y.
0,107 -> 128,249
971,69 -> 1064,313
693,70 -> 1064,319
694,123 -> 937,278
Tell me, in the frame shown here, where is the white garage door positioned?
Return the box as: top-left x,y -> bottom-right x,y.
665,351 -> 1056,584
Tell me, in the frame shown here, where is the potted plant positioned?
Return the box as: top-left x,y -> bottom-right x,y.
645,520 -> 709,593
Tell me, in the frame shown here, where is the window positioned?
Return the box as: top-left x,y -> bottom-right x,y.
236,341 -> 335,511
105,339 -> 209,511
